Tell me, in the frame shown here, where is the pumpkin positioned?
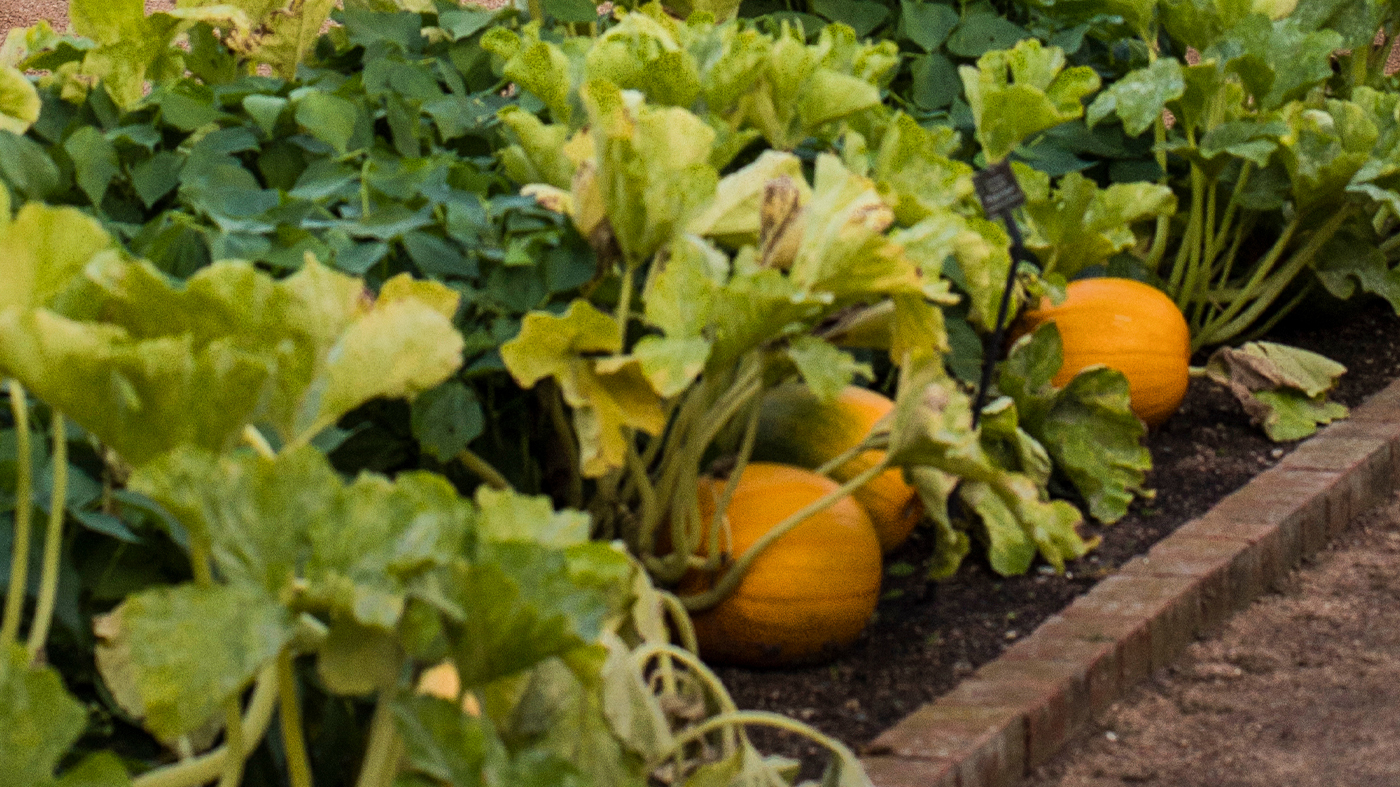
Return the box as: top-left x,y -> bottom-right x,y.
1018,278 -> 1191,427
684,462 -> 882,666
750,384 -> 922,552
416,661 -> 482,716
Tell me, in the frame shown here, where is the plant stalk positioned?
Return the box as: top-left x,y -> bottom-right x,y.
130,663 -> 280,787
354,691 -> 405,787
453,448 -> 513,491
25,412 -> 67,662
278,650 -> 314,787
1,380 -> 33,653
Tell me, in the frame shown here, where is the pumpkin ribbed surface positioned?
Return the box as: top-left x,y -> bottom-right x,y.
1019,278 -> 1191,427
750,384 -> 922,553
686,462 -> 882,666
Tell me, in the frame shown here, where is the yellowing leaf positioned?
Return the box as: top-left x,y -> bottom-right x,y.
501,301 -> 665,476
0,66 -> 40,135
0,203 -> 116,315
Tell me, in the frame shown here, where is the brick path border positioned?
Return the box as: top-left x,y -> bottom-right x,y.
858,378 -> 1400,787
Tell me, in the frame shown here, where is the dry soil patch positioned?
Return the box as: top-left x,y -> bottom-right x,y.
1025,493 -> 1400,787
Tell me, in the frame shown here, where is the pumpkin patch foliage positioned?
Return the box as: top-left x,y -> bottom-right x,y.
2,0 -> 1400,781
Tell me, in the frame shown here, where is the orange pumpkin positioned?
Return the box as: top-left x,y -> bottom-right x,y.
750,384 -> 922,552
1018,278 -> 1191,427
684,462 -> 882,666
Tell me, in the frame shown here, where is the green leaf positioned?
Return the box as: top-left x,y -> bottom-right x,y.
0,644 -> 91,787
64,125 -> 120,206
317,621 -> 401,696
906,466 -> 970,579
116,583 -> 294,740
0,131 -> 61,200
0,203 -> 116,315
442,543 -> 616,686
500,300 -> 665,477
69,0 -> 186,108
1204,341 -> 1348,441
55,753 -> 131,787
0,257 -> 463,462
961,479 -> 1036,575
811,0 -> 890,36
1312,228 -> 1400,311
394,695 -> 504,787
999,324 -> 1150,523
506,654 -> 646,787
1017,168 -> 1176,278
1275,98 -> 1377,216
481,27 -> 574,126
900,1 -> 959,52
475,486 -> 590,548
0,66 -> 40,135
872,112 -> 975,223
789,154 -> 922,298
897,211 -> 1011,330
786,336 -> 871,402
295,92 -> 361,155
944,12 -> 1029,58
1214,16 -> 1342,111
687,150 -> 808,248
1086,58 -> 1185,137
633,335 -> 713,398
584,11 -> 701,108
960,39 -> 1101,163
583,80 -> 719,262
886,356 -> 1092,572
412,380 -> 485,463
909,53 -> 961,111
1251,389 -> 1349,441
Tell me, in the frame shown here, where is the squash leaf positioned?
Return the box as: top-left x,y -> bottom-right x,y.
1204,341 -> 1348,441
887,355 -> 1093,572
1086,58 -> 1186,137
0,249 -> 463,464
999,324 -> 1151,523
130,446 -> 475,628
1015,167 -> 1176,279
113,583 -> 295,741
500,300 -> 666,477
0,644 -> 102,787
959,39 -> 1100,164
0,66 -> 40,136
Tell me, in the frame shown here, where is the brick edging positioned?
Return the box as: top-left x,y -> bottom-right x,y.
858,379 -> 1400,787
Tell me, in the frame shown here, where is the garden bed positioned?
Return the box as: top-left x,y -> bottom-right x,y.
716,297 -> 1400,774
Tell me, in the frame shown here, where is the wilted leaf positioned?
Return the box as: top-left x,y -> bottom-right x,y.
1204,341 -> 1348,441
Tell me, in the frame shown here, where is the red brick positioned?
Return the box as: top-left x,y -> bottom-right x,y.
860,755 -> 959,787
1348,379 -> 1400,422
1173,516 -> 1288,600
1006,617 -> 1121,718
1052,607 -> 1153,698
971,658 -> 1091,769
1117,537 -> 1239,633
864,703 -> 1021,764
1204,468 -> 1336,566
1063,574 -> 1200,673
1278,435 -> 1394,541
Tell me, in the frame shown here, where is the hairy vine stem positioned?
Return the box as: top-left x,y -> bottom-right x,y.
1,380 -> 32,652
25,412 -> 67,661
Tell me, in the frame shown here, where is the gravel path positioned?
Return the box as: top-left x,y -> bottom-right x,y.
2,1 -> 175,35
1026,494 -> 1400,787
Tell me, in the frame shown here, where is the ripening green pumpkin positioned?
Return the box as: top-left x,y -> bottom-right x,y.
1018,278 -> 1191,427
751,384 -> 922,553
683,462 -> 882,666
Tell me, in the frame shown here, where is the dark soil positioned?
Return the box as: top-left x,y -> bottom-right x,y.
714,298 -> 1400,775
